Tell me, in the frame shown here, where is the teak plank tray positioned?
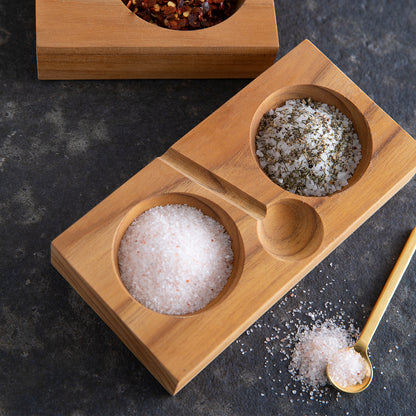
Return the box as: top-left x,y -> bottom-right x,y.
51,40 -> 416,395
36,0 -> 278,80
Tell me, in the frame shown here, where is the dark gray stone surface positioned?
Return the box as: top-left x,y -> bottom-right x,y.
1,0 -> 415,414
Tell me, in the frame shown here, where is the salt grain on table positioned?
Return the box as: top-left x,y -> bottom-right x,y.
118,204 -> 233,315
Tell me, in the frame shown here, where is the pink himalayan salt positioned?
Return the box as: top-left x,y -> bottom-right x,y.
118,204 -> 233,315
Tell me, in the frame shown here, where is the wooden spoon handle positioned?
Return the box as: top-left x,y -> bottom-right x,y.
358,227 -> 416,348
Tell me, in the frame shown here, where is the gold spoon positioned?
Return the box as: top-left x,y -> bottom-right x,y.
327,226 -> 416,393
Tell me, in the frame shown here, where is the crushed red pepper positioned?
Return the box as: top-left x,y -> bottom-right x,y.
122,0 -> 239,30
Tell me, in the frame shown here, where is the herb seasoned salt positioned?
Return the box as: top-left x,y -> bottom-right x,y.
255,98 -> 362,196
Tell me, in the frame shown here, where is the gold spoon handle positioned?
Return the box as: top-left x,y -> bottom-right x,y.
358,227 -> 416,349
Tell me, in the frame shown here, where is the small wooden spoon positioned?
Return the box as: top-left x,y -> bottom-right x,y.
327,227 -> 416,393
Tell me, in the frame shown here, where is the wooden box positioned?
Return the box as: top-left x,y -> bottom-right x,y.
35,0 -> 279,80
51,40 -> 416,394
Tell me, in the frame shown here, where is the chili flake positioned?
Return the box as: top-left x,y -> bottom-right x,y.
122,0 -> 239,30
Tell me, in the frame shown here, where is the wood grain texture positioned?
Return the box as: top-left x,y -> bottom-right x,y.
51,40 -> 416,394
36,0 -> 279,79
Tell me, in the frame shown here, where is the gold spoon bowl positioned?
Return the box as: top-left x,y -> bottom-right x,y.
327,226 -> 416,393
327,343 -> 372,393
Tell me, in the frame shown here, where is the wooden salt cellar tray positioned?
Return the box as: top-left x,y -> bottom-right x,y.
35,0 -> 278,80
51,40 -> 416,394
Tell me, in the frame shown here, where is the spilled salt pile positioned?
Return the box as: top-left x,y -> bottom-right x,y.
118,204 -> 233,315
255,98 -> 362,196
327,347 -> 368,388
289,319 -> 356,388
237,273 -> 367,404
